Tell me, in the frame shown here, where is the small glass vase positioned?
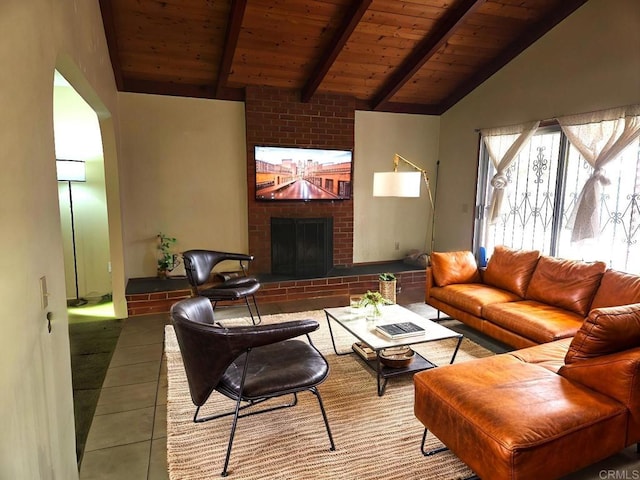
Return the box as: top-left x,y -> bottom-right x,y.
367,303 -> 382,318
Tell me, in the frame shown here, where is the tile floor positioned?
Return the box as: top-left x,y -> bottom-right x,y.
77,294 -> 640,479
78,312 -> 170,480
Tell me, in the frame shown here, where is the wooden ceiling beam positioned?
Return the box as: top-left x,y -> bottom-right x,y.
438,0 -> 589,112
123,78 -> 245,102
301,0 -> 373,103
216,0 -> 248,98
371,0 -> 486,110
376,101 -> 442,115
98,0 -> 125,90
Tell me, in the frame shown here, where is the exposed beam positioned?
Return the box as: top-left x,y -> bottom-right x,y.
216,0 -> 247,98
374,102 -> 442,116
354,98 -> 441,115
123,79 -> 245,102
301,0 -> 372,103
371,0 -> 485,110
98,0 -> 124,90
438,0 -> 590,112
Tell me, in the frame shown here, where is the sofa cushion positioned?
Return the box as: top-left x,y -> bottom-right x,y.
509,338 -> 572,373
483,300 -> 584,344
483,245 -> 540,297
525,256 -> 607,316
565,303 -> 640,364
590,269 -> 640,310
430,284 -> 521,317
430,251 -> 480,287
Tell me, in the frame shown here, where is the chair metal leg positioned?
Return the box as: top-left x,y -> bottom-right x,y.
243,295 -> 262,325
193,395 -> 295,423
221,396 -> 243,477
221,350 -> 252,477
206,388 -> 332,476
251,294 -> 262,324
310,387 -> 336,451
209,296 -> 261,325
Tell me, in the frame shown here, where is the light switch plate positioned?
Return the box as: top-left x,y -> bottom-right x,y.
39,276 -> 48,309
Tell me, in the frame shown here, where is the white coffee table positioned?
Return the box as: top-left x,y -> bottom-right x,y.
324,304 -> 463,396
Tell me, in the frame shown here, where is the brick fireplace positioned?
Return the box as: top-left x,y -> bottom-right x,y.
245,86 -> 356,275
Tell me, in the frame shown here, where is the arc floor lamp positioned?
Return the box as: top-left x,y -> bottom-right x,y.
57,159 -> 87,307
373,153 -> 436,253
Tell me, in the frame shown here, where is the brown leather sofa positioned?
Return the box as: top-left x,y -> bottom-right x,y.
414,303 -> 640,480
425,246 -> 640,349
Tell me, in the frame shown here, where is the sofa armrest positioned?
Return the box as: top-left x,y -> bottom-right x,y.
559,347 -> 640,413
425,266 -> 434,302
425,265 -> 486,303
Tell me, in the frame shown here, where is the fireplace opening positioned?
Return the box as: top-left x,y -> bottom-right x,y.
271,217 -> 333,278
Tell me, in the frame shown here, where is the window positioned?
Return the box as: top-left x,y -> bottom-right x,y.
474,125 -> 640,274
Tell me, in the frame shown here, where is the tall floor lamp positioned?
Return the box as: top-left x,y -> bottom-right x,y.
373,153 -> 436,253
57,159 -> 87,307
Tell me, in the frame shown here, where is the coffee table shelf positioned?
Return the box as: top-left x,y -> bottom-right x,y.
324,305 -> 463,396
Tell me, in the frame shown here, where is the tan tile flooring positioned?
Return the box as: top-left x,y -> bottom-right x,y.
78,311 -> 170,480
77,294 -> 640,479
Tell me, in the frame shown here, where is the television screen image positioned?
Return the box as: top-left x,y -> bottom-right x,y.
255,146 -> 353,201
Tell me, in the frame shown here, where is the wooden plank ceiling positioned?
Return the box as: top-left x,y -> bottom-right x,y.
99,0 -> 588,114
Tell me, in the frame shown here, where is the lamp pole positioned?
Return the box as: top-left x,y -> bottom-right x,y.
392,154 -> 436,253
66,180 -> 86,306
57,160 -> 87,307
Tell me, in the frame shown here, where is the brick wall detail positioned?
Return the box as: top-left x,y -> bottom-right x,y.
125,270 -> 426,316
245,86 -> 356,274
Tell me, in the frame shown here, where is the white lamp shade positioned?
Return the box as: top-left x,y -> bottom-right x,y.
373,171 -> 421,197
56,160 -> 86,182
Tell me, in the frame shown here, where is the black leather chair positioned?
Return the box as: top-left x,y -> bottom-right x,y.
182,249 -> 262,324
170,297 -> 335,476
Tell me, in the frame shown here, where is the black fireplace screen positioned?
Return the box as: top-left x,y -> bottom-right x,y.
271,217 -> 333,278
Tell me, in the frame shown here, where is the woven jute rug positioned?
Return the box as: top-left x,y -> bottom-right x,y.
165,310 -> 494,479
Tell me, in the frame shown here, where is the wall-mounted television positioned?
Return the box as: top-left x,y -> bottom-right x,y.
255,145 -> 353,201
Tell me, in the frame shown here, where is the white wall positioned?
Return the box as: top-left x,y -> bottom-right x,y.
354,111 -> 440,262
436,0 -> 640,251
118,93 -> 248,278
0,0 -> 119,477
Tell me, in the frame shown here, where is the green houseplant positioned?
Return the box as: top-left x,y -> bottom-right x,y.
359,290 -> 392,317
157,233 -> 177,278
379,272 -> 396,281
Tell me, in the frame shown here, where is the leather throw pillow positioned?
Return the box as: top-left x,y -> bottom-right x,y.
431,251 -> 481,287
483,246 -> 540,298
565,303 -> 640,364
526,256 -> 606,316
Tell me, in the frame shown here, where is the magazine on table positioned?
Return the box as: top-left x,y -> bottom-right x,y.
376,322 -> 425,339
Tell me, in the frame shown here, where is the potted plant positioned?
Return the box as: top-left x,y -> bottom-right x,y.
378,272 -> 397,304
359,290 -> 392,317
157,233 -> 177,278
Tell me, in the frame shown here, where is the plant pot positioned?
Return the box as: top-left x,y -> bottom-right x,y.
379,279 -> 396,304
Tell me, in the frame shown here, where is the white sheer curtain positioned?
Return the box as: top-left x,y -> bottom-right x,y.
559,104 -> 640,242
481,121 -> 540,223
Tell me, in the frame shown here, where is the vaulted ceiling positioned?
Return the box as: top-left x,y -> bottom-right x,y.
99,0 -> 588,114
